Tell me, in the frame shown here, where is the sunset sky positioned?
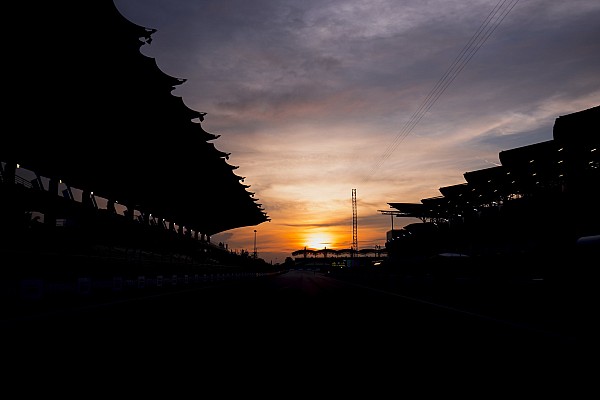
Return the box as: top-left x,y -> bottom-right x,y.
114,0 -> 600,264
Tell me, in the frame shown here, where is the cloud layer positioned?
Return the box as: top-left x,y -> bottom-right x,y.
115,0 -> 600,262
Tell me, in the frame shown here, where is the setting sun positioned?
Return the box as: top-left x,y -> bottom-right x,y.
304,232 -> 334,250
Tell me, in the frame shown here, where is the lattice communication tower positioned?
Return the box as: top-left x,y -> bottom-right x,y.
352,188 -> 358,253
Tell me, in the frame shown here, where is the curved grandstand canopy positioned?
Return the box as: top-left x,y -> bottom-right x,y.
383,105 -> 599,224
3,1 -> 268,235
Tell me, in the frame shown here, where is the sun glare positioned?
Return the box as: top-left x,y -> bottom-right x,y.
304,232 -> 334,250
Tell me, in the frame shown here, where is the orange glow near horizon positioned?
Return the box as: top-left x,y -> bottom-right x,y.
303,232 -> 334,250
297,227 -> 351,250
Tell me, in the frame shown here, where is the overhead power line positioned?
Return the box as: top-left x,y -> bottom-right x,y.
365,0 -> 520,181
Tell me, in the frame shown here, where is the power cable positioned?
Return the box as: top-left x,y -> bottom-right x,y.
364,0 -> 520,181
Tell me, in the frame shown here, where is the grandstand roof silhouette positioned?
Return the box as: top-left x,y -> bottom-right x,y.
385,105 -> 599,222
3,1 -> 268,235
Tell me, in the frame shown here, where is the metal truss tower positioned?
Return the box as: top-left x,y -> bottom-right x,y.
352,188 -> 358,254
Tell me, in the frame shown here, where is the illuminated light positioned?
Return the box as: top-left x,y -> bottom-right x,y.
532,173 -> 537,176
487,179 -> 492,183
90,191 -> 94,195
16,164 -> 20,168
529,159 -> 535,163
591,148 -> 596,152
59,179 -> 63,184
558,160 -> 563,163
558,148 -> 563,151
559,174 -> 564,177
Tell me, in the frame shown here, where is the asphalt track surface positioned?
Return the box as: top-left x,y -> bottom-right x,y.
4,269 -> 588,349
3,267 -> 594,395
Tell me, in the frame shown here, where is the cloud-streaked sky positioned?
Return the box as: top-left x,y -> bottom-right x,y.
114,0 -> 600,264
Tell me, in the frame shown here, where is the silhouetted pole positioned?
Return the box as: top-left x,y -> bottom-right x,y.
253,229 -> 257,259
352,188 -> 358,257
